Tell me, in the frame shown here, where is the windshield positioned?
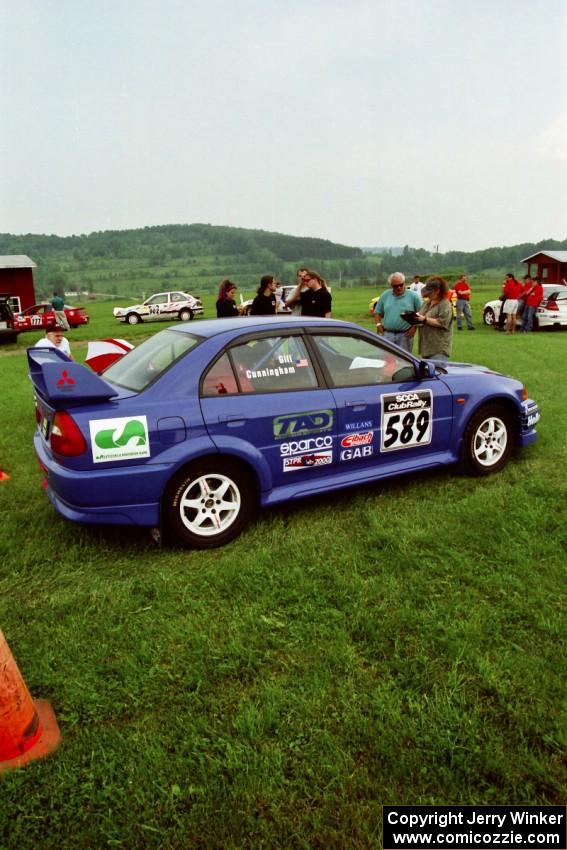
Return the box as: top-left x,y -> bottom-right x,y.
103,329 -> 200,391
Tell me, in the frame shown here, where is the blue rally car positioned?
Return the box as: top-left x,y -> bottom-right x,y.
28,317 -> 540,549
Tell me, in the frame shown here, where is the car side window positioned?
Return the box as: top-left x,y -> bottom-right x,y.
171,292 -> 185,301
201,353 -> 239,396
312,334 -> 412,386
147,294 -> 168,305
230,335 -> 318,394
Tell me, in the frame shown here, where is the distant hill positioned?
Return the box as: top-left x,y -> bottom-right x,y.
0,224 -> 564,299
360,246 -> 404,256
0,223 -> 362,263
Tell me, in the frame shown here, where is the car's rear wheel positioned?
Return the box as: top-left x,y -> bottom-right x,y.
463,404 -> 514,476
483,307 -> 495,326
127,313 -> 141,325
178,308 -> 194,321
163,459 -> 255,548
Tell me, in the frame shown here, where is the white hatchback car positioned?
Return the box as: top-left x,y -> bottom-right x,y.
113,291 -> 204,325
483,284 -> 567,330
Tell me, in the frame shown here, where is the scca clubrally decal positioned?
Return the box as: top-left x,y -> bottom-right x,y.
380,390 -> 433,452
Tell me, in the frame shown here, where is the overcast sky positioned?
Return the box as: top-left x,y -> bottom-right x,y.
1,0 -> 566,251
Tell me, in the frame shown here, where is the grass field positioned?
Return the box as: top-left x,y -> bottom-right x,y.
0,289 -> 565,849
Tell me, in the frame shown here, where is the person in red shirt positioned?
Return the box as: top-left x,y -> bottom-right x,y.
502,273 -> 524,334
521,276 -> 544,332
454,274 -> 475,330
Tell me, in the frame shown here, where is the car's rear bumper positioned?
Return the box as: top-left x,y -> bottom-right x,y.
34,433 -> 162,527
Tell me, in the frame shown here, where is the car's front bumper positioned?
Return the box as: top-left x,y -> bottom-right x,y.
518,399 -> 540,447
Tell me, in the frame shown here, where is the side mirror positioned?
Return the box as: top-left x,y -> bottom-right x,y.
418,360 -> 436,379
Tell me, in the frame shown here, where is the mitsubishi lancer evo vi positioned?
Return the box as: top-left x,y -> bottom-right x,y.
28,317 -> 540,549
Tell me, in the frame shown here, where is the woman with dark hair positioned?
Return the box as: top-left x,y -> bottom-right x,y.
216,279 -> 240,318
415,275 -> 453,362
286,270 -> 332,318
250,275 -> 277,315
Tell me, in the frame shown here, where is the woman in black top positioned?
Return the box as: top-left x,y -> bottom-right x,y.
286,270 -> 332,318
216,279 -> 240,318
250,275 -> 278,316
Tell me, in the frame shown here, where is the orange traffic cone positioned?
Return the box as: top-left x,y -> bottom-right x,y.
0,468 -> 9,482
0,629 -> 61,771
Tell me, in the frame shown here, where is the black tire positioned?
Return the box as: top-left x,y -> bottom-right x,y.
483,307 -> 495,326
163,458 -> 255,549
178,308 -> 194,321
463,404 -> 514,476
127,313 -> 141,325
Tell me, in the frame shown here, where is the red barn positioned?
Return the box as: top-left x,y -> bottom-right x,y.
0,255 -> 37,312
522,250 -> 567,285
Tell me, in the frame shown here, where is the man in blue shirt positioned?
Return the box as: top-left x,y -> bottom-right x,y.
373,273 -> 422,353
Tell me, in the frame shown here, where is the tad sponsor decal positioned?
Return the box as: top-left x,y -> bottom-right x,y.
273,409 -> 333,439
89,415 -> 150,463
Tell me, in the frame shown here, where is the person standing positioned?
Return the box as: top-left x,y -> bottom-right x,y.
50,291 -> 70,330
215,279 -> 241,318
373,272 -> 422,353
502,273 -> 524,334
454,274 -> 475,330
415,277 -> 453,362
250,276 -> 278,316
34,325 -> 73,359
286,270 -> 332,318
521,276 -> 543,332
409,275 -> 426,297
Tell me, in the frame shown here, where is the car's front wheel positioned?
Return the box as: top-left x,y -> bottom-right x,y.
178,308 -> 194,321
163,459 -> 255,548
463,404 -> 514,476
127,313 -> 141,325
483,307 -> 495,326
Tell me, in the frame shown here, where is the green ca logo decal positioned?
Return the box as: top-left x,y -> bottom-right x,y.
94,419 -> 148,449
89,415 -> 150,463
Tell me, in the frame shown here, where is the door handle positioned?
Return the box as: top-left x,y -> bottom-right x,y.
344,400 -> 367,409
218,415 -> 245,427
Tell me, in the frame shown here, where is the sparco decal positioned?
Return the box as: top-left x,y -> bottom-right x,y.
340,432 -> 373,448
280,435 -> 333,456
283,451 -> 332,471
380,390 -> 433,452
273,409 -> 333,439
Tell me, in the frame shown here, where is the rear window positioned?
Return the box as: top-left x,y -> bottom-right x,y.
103,329 -> 200,391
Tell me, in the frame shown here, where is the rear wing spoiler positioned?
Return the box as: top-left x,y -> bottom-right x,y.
27,347 -> 118,405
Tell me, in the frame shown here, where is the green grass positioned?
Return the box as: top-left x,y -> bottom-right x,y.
0,290 -> 565,849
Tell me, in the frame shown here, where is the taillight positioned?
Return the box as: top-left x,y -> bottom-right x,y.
521,386 -> 528,401
545,300 -> 558,311
50,411 -> 87,456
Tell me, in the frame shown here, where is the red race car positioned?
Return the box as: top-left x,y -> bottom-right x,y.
13,303 -> 89,332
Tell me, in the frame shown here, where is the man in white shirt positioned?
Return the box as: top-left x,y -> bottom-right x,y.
34,326 -> 72,359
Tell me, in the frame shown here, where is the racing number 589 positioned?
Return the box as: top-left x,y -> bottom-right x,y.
383,409 -> 430,450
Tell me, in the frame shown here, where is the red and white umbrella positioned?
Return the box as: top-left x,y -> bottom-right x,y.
85,338 -> 134,373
